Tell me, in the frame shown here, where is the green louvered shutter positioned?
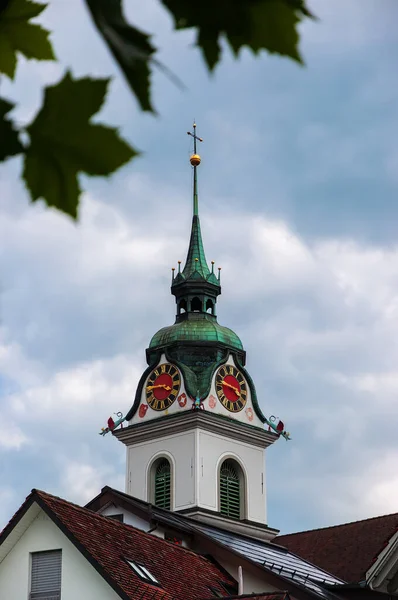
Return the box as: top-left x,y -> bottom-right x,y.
155,459 -> 171,509
220,460 -> 241,519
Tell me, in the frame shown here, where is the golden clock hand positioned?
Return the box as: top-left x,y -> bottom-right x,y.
147,384 -> 172,391
221,380 -> 240,396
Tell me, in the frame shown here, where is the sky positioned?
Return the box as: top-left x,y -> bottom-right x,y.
1,0 -> 398,535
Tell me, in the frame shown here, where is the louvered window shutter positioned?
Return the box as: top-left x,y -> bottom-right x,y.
220,460 -> 241,519
30,550 -> 62,600
154,459 -> 171,509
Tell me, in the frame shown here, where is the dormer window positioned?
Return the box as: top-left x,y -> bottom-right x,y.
127,560 -> 159,584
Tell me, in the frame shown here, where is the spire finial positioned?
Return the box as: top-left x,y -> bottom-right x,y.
187,122 -> 203,216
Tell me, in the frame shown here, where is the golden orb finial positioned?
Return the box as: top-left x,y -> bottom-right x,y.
190,154 -> 201,167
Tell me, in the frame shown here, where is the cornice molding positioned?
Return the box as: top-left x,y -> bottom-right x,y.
114,411 -> 278,448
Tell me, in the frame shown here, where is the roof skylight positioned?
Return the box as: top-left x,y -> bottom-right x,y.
127,560 -> 159,584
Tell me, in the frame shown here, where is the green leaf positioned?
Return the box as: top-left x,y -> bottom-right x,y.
0,0 -> 55,79
84,0 -> 156,112
0,98 -> 24,161
161,0 -> 314,70
23,72 -> 138,220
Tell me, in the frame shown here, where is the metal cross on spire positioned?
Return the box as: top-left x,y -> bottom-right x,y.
187,122 -> 203,216
187,122 -> 203,154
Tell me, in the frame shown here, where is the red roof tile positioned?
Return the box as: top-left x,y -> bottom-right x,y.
275,513 -> 398,583
1,489 -> 237,600
202,593 -> 289,600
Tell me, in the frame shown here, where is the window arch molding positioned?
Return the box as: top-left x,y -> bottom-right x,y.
146,452 -> 175,510
216,454 -> 247,520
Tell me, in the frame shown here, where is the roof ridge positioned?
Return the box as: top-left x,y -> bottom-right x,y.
277,511 -> 398,538
35,488 -> 211,561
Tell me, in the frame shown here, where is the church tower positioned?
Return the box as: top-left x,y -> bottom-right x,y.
115,124 -> 282,538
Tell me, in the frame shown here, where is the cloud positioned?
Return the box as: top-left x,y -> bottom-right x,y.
2,192 -> 398,532
0,488 -> 16,531
61,461 -> 124,506
0,424 -> 28,451
1,0 -> 398,537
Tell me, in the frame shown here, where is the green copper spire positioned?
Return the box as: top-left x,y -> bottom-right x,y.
148,121 -> 245,374
183,123 -> 210,279
170,122 -> 221,320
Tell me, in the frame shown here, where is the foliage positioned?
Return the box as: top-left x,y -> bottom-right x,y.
0,0 -> 54,78
0,0 -> 315,220
23,73 -> 137,219
0,98 -> 23,160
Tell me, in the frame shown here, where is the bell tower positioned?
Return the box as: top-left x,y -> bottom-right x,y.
114,124 -> 284,539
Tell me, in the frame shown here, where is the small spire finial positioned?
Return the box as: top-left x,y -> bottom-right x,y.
187,122 -> 203,216
178,260 -> 181,274
187,122 -> 203,155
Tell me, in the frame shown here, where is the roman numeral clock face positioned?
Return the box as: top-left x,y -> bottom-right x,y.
146,364 -> 181,411
215,365 -> 247,412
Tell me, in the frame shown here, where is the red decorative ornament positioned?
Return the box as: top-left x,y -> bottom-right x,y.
107,416 -> 115,430
177,393 -> 187,407
245,407 -> 253,422
208,394 -> 216,409
139,404 -> 148,418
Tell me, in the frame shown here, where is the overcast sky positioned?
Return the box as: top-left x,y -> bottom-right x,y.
1,0 -> 398,535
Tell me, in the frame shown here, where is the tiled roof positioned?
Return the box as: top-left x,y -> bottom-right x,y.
203,593 -> 290,600
87,486 -> 342,600
202,594 -> 289,600
275,513 -> 398,583
1,489 -> 237,600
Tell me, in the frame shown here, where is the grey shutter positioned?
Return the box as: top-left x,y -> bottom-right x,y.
154,459 -> 171,509
220,460 -> 241,519
30,550 -> 62,600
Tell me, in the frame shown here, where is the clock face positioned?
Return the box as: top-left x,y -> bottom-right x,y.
146,363 -> 181,411
215,365 -> 248,412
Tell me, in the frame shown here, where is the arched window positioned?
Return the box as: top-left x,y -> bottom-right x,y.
154,458 -> 171,509
191,297 -> 202,312
219,459 -> 243,519
178,299 -> 187,314
206,299 -> 214,314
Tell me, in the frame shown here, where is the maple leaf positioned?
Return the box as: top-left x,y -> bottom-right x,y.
23,73 -> 138,220
0,98 -> 23,161
161,0 -> 314,70
84,0 -> 156,112
0,0 -> 55,79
